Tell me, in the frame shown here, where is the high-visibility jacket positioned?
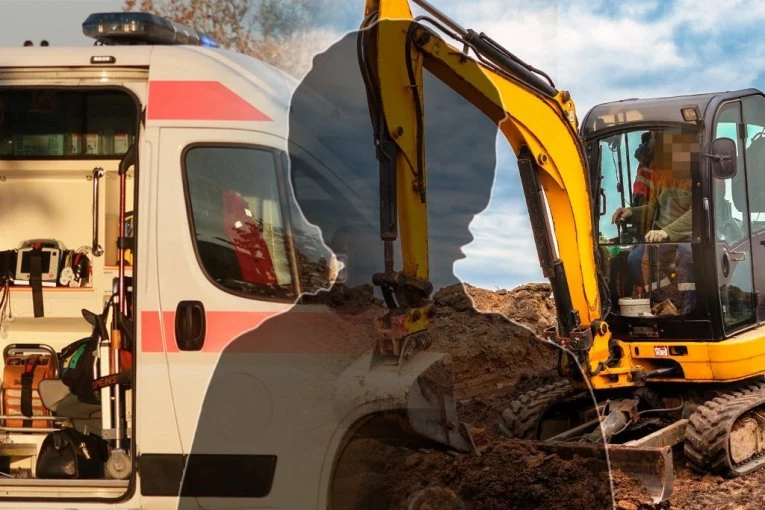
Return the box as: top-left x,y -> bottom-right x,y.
632,174 -> 692,242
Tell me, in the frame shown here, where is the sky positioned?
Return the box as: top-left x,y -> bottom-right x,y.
3,0 -> 765,291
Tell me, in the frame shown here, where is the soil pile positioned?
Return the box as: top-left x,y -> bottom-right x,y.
430,282 -> 560,405
342,432 -> 613,510
334,281 -> 615,510
463,282 -> 558,334
327,281 -> 765,510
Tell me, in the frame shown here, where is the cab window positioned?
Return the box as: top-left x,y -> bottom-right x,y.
183,145 -> 295,300
596,127 -> 701,318
742,95 -> 765,231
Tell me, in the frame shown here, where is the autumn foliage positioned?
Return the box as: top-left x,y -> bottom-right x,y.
122,0 -> 337,77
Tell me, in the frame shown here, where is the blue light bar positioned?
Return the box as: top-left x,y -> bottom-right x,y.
82,12 -> 219,47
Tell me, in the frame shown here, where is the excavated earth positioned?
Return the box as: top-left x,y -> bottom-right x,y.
329,282 -> 762,510
332,282 -> 613,510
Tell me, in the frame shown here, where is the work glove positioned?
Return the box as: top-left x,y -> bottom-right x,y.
611,207 -> 632,224
645,229 -> 668,243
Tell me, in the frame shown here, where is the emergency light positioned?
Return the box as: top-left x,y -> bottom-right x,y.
82,12 -> 219,47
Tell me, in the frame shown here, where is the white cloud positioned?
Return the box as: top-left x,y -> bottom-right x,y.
440,0 -> 765,289
424,0 -> 765,112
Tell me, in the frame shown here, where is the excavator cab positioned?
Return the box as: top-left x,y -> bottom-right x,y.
583,90 -> 765,343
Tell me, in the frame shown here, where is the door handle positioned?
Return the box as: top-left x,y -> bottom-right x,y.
175,301 -> 206,351
91,167 -> 105,257
729,251 -> 746,261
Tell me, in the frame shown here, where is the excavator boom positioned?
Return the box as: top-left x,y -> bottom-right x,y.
360,0 -> 608,377
358,0 -> 674,504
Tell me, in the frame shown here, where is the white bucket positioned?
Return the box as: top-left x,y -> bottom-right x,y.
618,298 -> 652,317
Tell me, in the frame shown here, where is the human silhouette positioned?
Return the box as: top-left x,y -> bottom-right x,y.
177,20 -> 613,510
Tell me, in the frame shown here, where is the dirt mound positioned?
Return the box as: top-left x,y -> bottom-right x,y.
338,432 -> 612,510
333,281 -> 615,510
328,280 -> 765,510
464,282 -> 558,334
298,282 -> 384,312
425,283 -> 562,431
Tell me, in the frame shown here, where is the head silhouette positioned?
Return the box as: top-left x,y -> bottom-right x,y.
287,20 -> 500,293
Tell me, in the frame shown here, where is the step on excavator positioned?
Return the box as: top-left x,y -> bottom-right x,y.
359,0 -> 765,505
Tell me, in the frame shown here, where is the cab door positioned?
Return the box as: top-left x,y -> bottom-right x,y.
712,101 -> 756,333
740,94 -> 765,322
154,127 -> 296,498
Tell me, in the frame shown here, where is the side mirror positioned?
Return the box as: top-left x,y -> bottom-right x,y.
706,137 -> 737,179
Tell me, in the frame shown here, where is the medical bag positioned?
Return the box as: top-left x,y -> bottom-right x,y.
2,344 -> 57,429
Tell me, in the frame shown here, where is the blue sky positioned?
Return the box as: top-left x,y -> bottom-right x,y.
4,0 -> 765,291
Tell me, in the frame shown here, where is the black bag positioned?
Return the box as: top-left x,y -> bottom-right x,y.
36,428 -> 108,479
59,337 -> 99,405
0,250 -> 16,283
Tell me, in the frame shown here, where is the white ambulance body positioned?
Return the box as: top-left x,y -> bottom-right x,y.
0,12 -> 466,510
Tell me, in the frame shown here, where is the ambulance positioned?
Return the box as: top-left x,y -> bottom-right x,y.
0,10 -> 466,510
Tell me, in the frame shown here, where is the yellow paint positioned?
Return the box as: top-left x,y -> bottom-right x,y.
364,4 -> 600,328
585,330 -> 765,389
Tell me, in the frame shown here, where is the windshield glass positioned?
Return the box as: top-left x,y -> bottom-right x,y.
596,126 -> 700,318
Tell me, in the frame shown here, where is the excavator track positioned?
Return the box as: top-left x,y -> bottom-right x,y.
684,380 -> 765,477
498,379 -> 577,439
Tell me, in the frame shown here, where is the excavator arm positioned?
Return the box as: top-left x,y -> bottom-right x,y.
355,2 -> 677,503
359,0 -> 611,378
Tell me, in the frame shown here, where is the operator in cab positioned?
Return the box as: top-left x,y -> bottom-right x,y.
610,130 -> 698,315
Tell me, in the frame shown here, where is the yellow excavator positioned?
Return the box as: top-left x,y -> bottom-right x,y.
358,0 -> 765,504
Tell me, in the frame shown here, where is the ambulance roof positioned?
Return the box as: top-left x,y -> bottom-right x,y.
0,44 -> 299,135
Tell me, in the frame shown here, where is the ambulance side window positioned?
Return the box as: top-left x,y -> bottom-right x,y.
183,145 -> 295,300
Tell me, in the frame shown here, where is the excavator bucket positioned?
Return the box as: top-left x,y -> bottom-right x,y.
533,418 -> 688,504
608,444 -> 674,503
533,441 -> 674,504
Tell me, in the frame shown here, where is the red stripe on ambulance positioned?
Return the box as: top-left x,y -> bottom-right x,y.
142,310 -> 276,353
141,310 -> 376,355
147,81 -> 272,121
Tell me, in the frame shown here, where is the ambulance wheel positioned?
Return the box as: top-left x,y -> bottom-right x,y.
404,487 -> 465,510
106,449 -> 131,479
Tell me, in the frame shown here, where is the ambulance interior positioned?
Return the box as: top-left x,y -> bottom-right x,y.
0,87 -> 137,495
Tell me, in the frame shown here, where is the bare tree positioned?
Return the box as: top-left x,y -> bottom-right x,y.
122,0 -> 341,77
